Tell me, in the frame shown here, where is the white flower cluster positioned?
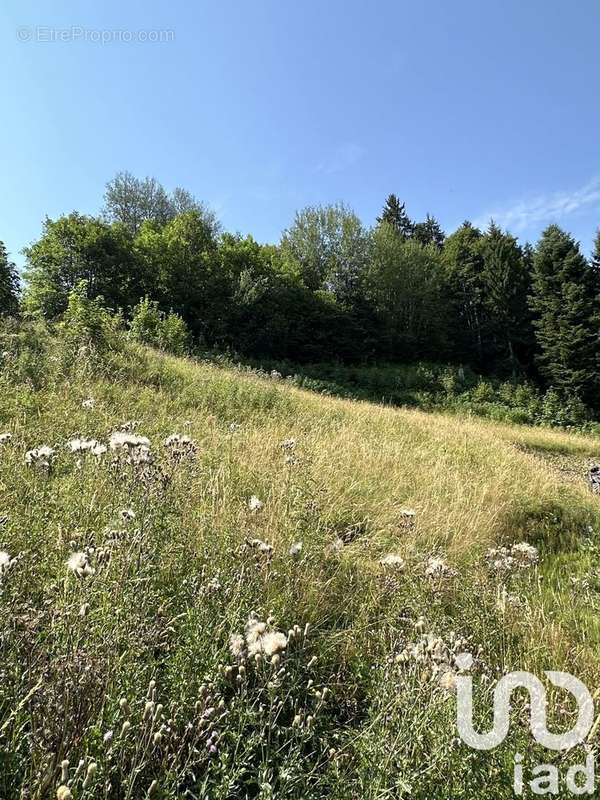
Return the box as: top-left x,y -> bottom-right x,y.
25,445 -> 56,469
0,550 -> 17,577
68,438 -> 107,457
380,553 -> 406,570
229,614 -> 299,665
425,556 -> 457,579
248,495 -> 263,512
0,432 -> 12,446
485,542 -> 539,572
109,431 -> 152,465
246,537 -> 274,556
67,551 -> 95,578
396,623 -> 473,691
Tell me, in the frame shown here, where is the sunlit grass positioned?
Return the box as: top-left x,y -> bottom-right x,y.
0,334 -> 598,798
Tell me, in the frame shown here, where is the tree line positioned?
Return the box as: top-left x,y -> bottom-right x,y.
1,172 -> 599,410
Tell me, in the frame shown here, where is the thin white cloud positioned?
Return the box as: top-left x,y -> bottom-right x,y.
316,142 -> 365,175
474,176 -> 600,232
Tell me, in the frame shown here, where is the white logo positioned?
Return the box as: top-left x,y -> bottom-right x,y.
455,654 -> 596,795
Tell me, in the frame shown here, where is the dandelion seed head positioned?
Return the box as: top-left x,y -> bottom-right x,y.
289,541 -> 303,557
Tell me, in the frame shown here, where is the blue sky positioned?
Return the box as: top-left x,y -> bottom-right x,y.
2,0 -> 600,270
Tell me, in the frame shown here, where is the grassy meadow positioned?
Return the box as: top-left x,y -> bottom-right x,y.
0,322 -> 599,798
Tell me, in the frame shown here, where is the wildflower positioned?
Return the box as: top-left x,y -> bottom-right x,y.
229,633 -> 246,660
25,445 -> 55,469
399,508 -> 416,518
289,541 -> 303,558
439,668 -> 457,692
248,495 -> 263,512
229,422 -> 240,433
109,431 -> 152,465
120,508 -> 136,523
0,432 -> 12,445
56,787 -> 72,800
0,550 -> 13,575
380,553 -> 405,570
425,556 -> 456,579
67,551 -> 95,578
270,370 -> 282,380
245,615 -> 288,658
82,763 -> 97,790
109,431 -> 151,450
246,538 -> 273,556
163,433 -> 197,459
81,398 -> 95,409
280,438 -> 296,451
486,542 -> 539,572
68,437 -> 102,454
414,616 -> 427,633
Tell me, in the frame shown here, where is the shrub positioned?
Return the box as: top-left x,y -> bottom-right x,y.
59,281 -> 123,361
129,297 -> 189,355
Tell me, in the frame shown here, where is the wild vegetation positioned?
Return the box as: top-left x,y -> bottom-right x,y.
0,298 -> 599,798
3,172 -> 599,426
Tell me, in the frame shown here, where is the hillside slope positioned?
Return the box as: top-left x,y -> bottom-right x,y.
0,337 -> 599,799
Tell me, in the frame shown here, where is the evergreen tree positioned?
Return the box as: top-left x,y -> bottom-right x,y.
592,229 -> 600,273
0,241 -> 19,315
376,194 -> 413,239
412,214 -> 445,248
442,222 -> 485,363
529,225 -> 600,407
478,222 -> 533,373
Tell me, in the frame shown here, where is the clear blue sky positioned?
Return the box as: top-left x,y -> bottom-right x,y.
2,0 -> 600,271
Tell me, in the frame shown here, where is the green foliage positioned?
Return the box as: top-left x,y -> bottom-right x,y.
367,225 -> 449,358
22,213 -> 138,318
60,280 -> 123,354
530,225 -> 600,407
103,170 -> 220,236
1,322 -> 598,798
281,203 -> 371,302
0,242 -> 19,316
376,193 -> 413,239
16,178 -> 600,422
129,296 -> 189,355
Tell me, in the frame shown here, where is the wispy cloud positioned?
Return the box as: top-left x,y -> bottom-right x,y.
474,176 -> 600,232
316,142 -> 365,175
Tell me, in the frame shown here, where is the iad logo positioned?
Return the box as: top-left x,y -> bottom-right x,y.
455,653 -> 596,795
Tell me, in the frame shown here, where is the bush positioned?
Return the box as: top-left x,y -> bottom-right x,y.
59,281 -> 123,363
129,297 -> 189,355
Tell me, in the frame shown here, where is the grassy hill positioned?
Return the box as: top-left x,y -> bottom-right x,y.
0,323 -> 599,798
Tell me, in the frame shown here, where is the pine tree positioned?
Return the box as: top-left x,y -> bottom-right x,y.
529,225 -> 600,407
592,229 -> 600,273
376,194 -> 413,239
412,214 -> 445,248
0,241 -> 19,315
478,222 -> 533,373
